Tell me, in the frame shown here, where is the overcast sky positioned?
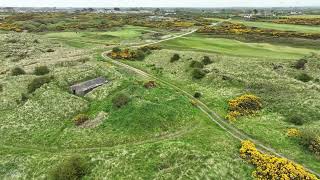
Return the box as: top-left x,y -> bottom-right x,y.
0,0 -> 319,8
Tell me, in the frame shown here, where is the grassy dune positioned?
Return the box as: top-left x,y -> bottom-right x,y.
0,32 -> 253,179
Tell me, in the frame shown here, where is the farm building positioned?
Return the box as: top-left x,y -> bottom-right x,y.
70,77 -> 107,96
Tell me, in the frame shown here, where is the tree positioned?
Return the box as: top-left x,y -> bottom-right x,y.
253,9 -> 258,15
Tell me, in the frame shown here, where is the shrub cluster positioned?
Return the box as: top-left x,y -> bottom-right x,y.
194,92 -> 202,98
108,47 -> 146,61
144,81 -> 157,89
73,114 -> 89,126
170,53 -> 180,62
240,140 -> 318,180
50,156 -> 89,180
112,94 -> 130,108
287,128 -> 301,137
273,18 -> 320,26
293,58 -> 308,70
300,130 -> 320,156
190,61 -> 204,68
27,76 -> 53,93
201,56 -> 213,65
189,56 -> 212,79
295,73 -> 313,82
197,22 -> 320,40
34,66 -> 50,76
287,114 -> 305,126
192,68 -> 206,79
225,94 -> 262,122
11,67 -> 26,76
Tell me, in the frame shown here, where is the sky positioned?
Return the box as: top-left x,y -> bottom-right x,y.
0,0 -> 319,8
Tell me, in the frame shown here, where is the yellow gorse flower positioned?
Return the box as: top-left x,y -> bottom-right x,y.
240,140 -> 319,180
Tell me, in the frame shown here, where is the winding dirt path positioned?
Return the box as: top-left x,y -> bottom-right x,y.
101,29 -> 320,177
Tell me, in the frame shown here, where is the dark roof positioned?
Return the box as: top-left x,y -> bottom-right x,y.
70,77 -> 107,92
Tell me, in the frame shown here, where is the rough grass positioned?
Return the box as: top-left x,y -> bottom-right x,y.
0,32 -> 253,179
124,49 -> 320,173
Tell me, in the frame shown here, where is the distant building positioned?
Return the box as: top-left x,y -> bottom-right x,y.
70,77 -> 107,96
243,14 -> 254,20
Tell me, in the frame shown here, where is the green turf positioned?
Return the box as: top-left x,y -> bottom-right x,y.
161,34 -> 316,59
43,26 -> 153,48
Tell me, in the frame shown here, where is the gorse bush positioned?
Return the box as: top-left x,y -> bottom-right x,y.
287,114 -> 305,126
11,67 -> 26,76
27,76 -> 52,93
34,66 -> 50,75
50,156 -> 89,180
226,94 -> 262,122
190,61 -> 204,68
73,114 -> 89,126
192,68 -> 206,79
295,73 -> 313,82
287,128 -> 301,137
300,129 -> 320,156
293,58 -> 308,70
170,53 -> 180,62
194,92 -> 202,98
240,140 -> 318,180
202,56 -> 213,65
112,94 -> 130,108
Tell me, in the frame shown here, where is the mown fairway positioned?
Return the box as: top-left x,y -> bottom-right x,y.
161,34 -> 316,59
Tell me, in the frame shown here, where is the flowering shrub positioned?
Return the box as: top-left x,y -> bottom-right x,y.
273,18 -> 320,26
287,128 -> 301,137
197,22 -> 320,40
240,140 -> 318,180
73,114 -> 89,126
226,94 -> 262,122
107,48 -> 145,61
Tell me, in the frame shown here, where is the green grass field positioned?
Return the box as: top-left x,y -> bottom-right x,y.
43,26 -> 156,48
208,18 -> 320,34
161,34 -> 316,59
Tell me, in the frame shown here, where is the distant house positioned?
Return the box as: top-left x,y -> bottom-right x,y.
70,77 -> 107,96
243,14 -> 253,20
